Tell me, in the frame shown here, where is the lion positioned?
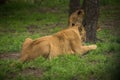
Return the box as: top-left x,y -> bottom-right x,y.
68,9 -> 84,27
19,25 -> 97,62
68,9 -> 101,31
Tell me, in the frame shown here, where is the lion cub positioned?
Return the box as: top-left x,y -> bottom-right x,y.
68,9 -> 84,27
19,26 -> 97,62
19,9 -> 97,62
68,9 -> 101,31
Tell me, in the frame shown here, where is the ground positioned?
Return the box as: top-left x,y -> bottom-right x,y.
0,2 -> 120,80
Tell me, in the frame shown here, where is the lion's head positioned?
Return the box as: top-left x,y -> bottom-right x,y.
69,9 -> 84,27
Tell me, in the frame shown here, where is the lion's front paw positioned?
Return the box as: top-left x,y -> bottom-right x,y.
89,45 -> 97,50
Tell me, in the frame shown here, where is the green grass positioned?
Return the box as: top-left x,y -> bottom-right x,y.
0,2 -> 68,53
0,45 -> 120,80
0,1 -> 120,80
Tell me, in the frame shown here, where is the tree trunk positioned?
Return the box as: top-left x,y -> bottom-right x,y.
0,0 -> 6,5
69,0 -> 80,16
82,0 -> 99,43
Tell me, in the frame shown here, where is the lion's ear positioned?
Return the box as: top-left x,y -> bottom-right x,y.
77,9 -> 84,15
77,10 -> 82,15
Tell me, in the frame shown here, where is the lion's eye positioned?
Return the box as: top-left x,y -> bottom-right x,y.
72,23 -> 75,26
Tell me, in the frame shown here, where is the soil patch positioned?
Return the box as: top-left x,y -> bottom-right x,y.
0,52 -> 20,60
20,67 -> 44,77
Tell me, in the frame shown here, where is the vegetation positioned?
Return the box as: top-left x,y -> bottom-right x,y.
0,0 -> 120,80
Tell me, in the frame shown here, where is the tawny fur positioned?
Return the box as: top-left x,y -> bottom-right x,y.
20,26 -> 97,62
68,9 -> 84,27
68,9 -> 101,31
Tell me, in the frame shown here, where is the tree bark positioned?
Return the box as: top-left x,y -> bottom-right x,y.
0,0 -> 6,5
82,0 -> 99,43
69,0 -> 80,16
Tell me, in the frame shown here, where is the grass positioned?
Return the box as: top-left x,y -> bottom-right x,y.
0,1 -> 120,80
